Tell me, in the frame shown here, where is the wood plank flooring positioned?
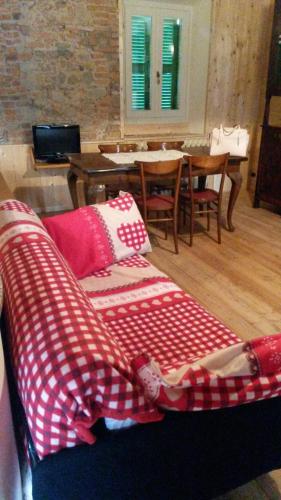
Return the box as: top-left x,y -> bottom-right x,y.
147,192 -> 281,500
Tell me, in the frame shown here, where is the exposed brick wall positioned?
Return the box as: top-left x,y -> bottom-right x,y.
0,0 -> 120,144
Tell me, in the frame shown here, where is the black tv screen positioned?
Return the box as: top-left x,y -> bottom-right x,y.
32,124 -> 81,161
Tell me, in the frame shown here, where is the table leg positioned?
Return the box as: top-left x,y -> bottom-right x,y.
76,179 -> 87,207
226,171 -> 242,231
67,170 -> 89,208
67,170 -> 79,209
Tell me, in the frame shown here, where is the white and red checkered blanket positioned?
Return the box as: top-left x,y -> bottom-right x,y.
0,200 -> 281,460
81,258 -> 281,411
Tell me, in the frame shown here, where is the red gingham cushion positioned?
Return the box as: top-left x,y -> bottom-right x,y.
136,195 -> 174,211
0,200 -> 161,459
181,189 -> 218,203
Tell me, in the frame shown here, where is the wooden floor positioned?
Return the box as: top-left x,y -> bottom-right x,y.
147,192 -> 281,500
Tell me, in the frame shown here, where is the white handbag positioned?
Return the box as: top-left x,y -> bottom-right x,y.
210,125 -> 249,157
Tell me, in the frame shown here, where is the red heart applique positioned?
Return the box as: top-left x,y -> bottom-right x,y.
107,194 -> 133,212
118,255 -> 150,268
117,221 -> 147,251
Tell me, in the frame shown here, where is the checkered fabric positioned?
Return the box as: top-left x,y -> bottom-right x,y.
0,200 -> 35,215
2,199 -> 280,459
117,221 -> 148,252
85,259 -> 281,413
132,350 -> 281,411
90,191 -> 151,259
117,255 -> 151,268
106,193 -> 134,211
86,280 -> 240,370
0,201 -> 161,459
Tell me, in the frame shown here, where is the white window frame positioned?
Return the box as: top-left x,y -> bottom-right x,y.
123,0 -> 192,123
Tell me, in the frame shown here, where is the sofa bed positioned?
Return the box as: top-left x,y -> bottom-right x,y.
1,194 -> 281,500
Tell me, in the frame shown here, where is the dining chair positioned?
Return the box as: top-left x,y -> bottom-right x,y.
147,141 -> 184,151
146,141 -> 185,196
180,153 -> 229,246
98,143 -> 138,198
135,158 -> 183,254
98,143 -> 138,153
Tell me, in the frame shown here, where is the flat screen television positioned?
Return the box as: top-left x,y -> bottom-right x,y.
32,124 -> 81,163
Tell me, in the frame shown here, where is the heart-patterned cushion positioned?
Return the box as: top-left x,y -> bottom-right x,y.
43,192 -> 151,279
95,192 -> 151,261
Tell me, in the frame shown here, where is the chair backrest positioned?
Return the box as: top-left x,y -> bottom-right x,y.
147,141 -> 184,151
135,159 -> 183,216
98,143 -> 138,153
184,153 -> 229,203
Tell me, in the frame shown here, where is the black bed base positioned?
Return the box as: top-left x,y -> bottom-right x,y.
32,396 -> 281,500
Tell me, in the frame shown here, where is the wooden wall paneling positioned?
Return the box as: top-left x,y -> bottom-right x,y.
0,172 -> 12,200
206,0 -> 275,194
0,141 -> 111,212
0,145 -> 73,212
207,0 -> 274,128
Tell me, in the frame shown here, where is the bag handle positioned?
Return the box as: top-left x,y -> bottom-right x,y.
220,124 -> 241,136
212,124 -> 245,147
219,124 -> 241,146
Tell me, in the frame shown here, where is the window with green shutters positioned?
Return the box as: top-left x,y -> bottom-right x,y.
124,1 -> 191,122
131,16 -> 151,110
161,18 -> 181,110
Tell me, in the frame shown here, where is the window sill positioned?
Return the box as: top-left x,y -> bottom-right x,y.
123,121 -> 190,138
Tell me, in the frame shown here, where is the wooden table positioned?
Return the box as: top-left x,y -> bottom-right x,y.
67,147 -> 246,232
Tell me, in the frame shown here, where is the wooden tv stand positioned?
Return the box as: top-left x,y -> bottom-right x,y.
30,147 -> 70,170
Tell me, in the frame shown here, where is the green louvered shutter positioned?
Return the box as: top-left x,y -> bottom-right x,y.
161,18 -> 181,110
131,16 -> 151,110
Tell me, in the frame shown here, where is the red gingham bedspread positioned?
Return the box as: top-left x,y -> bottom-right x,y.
1,200 -> 281,459
82,256 -> 281,412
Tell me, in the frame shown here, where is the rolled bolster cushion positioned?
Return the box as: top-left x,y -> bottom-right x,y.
0,199 -> 161,459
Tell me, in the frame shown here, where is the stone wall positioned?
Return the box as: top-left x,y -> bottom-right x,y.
0,0 -> 120,144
